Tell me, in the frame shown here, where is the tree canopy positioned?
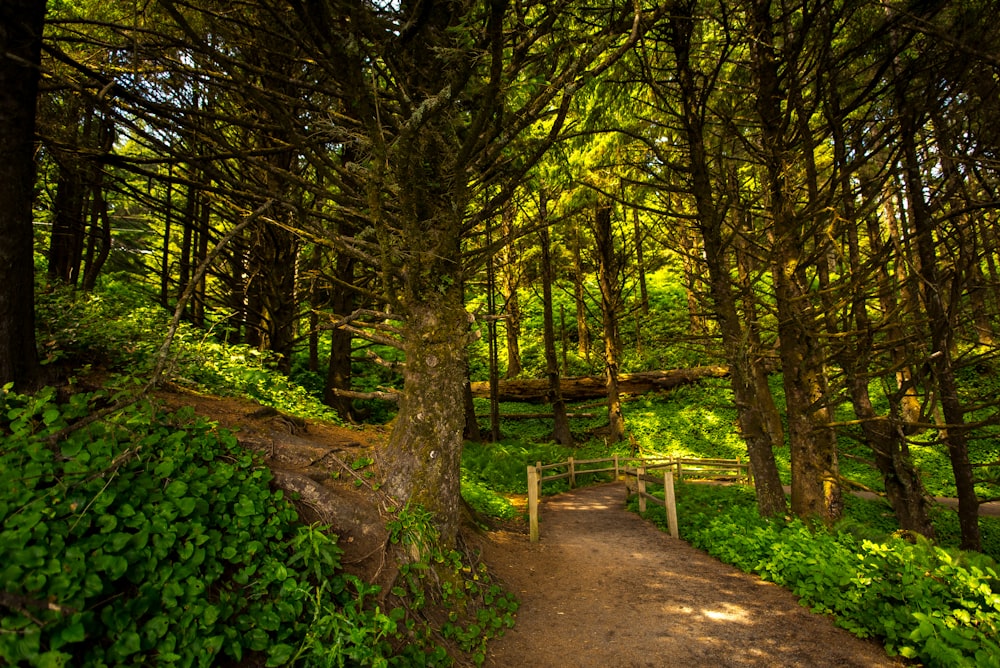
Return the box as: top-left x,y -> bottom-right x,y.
7,0 -> 1000,550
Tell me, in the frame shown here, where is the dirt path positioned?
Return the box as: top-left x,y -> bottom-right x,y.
480,483 -> 901,668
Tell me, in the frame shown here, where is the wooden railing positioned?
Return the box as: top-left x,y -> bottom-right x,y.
526,455 -> 750,542
625,466 -> 678,538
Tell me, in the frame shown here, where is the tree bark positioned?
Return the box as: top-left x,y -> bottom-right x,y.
829,92 -> 935,536
0,0 -> 45,390
571,221 -> 591,361
665,7 -> 786,516
382,280 -> 469,548
751,0 -> 840,522
900,99 -> 980,550
47,153 -> 86,285
500,203 -> 522,378
539,214 -> 573,446
323,249 -> 357,420
633,208 -> 649,316
80,114 -> 114,291
593,202 -> 625,443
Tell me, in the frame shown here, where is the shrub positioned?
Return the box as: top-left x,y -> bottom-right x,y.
35,283 -> 341,424
0,386 -> 385,666
632,482 -> 1000,667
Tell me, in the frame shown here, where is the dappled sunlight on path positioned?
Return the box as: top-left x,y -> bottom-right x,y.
482,483 -> 900,668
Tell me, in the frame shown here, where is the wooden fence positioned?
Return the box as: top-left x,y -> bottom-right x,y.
526,455 -> 750,542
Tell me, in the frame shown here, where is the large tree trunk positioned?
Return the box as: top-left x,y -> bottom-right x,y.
0,0 -> 45,390
378,10 -> 473,543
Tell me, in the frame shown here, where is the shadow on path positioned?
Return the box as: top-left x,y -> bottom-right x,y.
482,483 -> 900,668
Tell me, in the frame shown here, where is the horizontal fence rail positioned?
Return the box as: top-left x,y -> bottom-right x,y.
526,456 -> 750,542
624,466 -> 679,538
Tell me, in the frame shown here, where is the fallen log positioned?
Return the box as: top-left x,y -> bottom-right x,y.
469,365 -> 730,402
474,412 -> 597,420
329,388 -> 400,402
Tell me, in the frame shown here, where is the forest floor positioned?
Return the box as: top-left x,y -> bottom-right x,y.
153,388 -> 931,666
477,483 -> 902,668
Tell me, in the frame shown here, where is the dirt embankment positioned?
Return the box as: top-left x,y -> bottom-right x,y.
159,388 -> 900,667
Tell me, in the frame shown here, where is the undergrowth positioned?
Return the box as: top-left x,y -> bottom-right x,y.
632,482 -> 1000,667
36,279 -> 341,424
0,386 -> 516,667
0,386 -> 383,666
386,506 -> 518,666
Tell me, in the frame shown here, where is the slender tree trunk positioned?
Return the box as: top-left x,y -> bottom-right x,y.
559,304 -> 569,377
668,7 -> 786,515
463,371 -> 482,442
178,179 -> 197,319
81,115 -> 114,291
633,208 -> 649,315
900,103 -> 980,550
751,0 -> 840,522
485,216 -> 501,442
81,187 -> 111,291
571,222 -> 591,361
678,228 -> 707,336
48,154 -> 87,285
324,250 -> 357,420
160,168 -> 174,308
830,107 -> 935,536
880,184 -> 924,427
0,0 -> 45,390
225,239 -> 246,344
500,204 -> 522,378
593,202 -> 625,443
539,208 -> 573,446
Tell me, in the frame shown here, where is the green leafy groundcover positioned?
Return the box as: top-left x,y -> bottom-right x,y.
1,385 -> 510,667
634,484 -> 1000,667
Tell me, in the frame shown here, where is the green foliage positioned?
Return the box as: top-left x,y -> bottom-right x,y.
632,482 -> 1000,667
622,380 -> 753,460
0,386 -> 381,666
461,437 -> 619,497
461,476 -> 519,521
467,265 -> 716,383
385,505 -> 518,666
35,280 -> 342,424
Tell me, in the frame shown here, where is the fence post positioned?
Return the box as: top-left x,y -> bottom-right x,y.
569,456 -> 576,488
614,454 -> 620,479
664,470 -> 679,539
637,466 -> 647,513
528,465 -> 539,543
